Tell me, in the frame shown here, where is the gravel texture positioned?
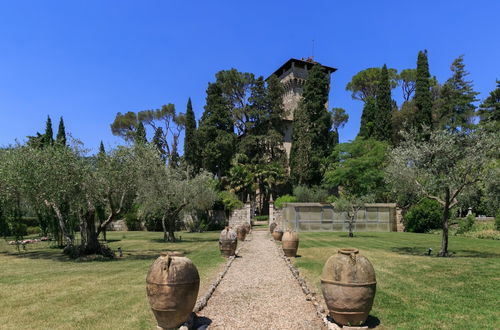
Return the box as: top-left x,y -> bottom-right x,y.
199,230 -> 325,329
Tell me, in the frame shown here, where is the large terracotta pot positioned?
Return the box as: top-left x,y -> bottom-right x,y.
269,222 -> 277,234
236,225 -> 247,241
146,252 -> 200,329
320,248 -> 376,326
272,229 -> 283,241
219,227 -> 237,257
282,230 -> 299,257
243,222 -> 251,234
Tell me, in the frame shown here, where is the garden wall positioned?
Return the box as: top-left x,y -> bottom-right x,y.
273,202 -> 398,232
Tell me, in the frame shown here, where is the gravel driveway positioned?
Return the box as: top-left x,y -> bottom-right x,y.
199,230 -> 324,329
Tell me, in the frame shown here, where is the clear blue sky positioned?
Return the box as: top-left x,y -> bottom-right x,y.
1,0 -> 499,153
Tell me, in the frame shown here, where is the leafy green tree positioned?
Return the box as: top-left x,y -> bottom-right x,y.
434,56 -> 479,131
414,50 -> 433,132
398,69 -> 417,101
345,67 -> 398,102
324,137 -> 389,200
184,98 -> 199,172
331,107 -> 349,146
56,117 -> 67,146
386,127 -> 498,256
135,122 -> 147,144
290,64 -> 331,186
478,80 -> 500,123
374,64 -> 393,141
134,145 -> 217,242
110,111 -> 138,141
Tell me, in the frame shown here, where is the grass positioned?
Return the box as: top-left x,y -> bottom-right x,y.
0,231 -> 226,329
290,232 -> 500,329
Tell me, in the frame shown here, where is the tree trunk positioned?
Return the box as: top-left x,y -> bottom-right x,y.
438,189 -> 451,257
80,212 -> 101,254
45,201 -> 73,246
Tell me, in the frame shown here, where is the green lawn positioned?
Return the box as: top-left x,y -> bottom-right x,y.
291,232 -> 500,329
0,231 -> 226,329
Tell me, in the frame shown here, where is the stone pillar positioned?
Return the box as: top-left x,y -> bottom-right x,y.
245,195 -> 252,225
269,194 -> 274,224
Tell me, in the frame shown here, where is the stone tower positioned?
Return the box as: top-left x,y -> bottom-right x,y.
268,57 -> 337,157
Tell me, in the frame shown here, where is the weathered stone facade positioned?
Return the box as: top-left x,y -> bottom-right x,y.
228,201 -> 253,228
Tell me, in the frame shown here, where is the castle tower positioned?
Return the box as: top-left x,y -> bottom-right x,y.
268,57 -> 337,158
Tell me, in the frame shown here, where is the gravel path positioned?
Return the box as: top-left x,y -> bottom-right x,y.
199,230 -> 324,329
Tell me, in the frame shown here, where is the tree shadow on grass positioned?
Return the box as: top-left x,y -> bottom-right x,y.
391,247 -> 500,258
150,237 -> 219,244
1,250 -> 71,262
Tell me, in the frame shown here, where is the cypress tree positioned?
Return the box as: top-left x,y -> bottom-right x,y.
44,115 -> 54,146
198,82 -> 235,177
374,64 -> 393,141
56,117 -> 67,146
135,122 -> 147,144
99,141 -> 105,155
414,50 -> 433,131
290,64 -> 331,186
358,97 -> 378,138
184,98 -> 198,171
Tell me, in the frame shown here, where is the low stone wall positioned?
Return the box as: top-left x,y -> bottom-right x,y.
106,219 -> 128,231
228,202 -> 252,228
273,202 -> 398,232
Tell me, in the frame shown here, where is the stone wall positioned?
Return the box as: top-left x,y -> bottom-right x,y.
228,201 -> 252,228
275,202 -> 398,232
106,219 -> 128,231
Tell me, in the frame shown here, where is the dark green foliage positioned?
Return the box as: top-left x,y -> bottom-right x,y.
274,195 -> 297,208
290,64 -> 331,186
124,205 -> 141,231
198,83 -> 236,177
358,97 -> 377,138
345,67 -> 398,102
110,111 -> 139,141
374,64 -> 393,141
293,185 -> 329,202
218,191 -> 243,213
495,213 -> 500,231
404,198 -> 442,233
253,215 -> 269,221
135,122 -> 147,144
434,56 -> 479,131
56,117 -> 67,146
184,98 -> 198,172
331,107 -> 349,146
414,50 -> 433,131
478,80 -> 500,123
44,116 -> 54,146
99,141 -> 105,155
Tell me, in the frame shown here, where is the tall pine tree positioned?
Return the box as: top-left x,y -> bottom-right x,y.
290,64 -> 331,186
434,56 -> 479,131
99,141 -> 105,155
358,97 -> 378,138
56,117 -> 67,146
44,115 -> 54,146
414,50 -> 433,132
184,98 -> 198,172
373,64 -> 393,141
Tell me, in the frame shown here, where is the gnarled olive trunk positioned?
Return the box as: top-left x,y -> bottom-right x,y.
438,189 -> 451,257
80,210 -> 101,254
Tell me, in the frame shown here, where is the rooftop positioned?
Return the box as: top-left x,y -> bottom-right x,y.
268,57 -> 337,79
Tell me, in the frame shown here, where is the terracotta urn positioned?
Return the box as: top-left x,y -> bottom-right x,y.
282,230 -> 299,257
243,222 -> 251,234
236,225 -> 247,241
219,227 -> 237,257
272,228 -> 284,241
320,248 -> 376,326
269,222 -> 277,234
146,252 -> 200,329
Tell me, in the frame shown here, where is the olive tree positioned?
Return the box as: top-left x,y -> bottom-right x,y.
386,127 -> 498,256
134,145 -> 217,242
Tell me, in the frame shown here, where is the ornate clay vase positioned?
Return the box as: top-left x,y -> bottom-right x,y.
282,230 -> 299,257
219,227 -> 237,257
320,248 -> 376,326
236,225 -> 247,241
146,252 -> 200,329
272,228 -> 284,241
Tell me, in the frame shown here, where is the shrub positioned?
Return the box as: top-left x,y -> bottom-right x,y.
27,226 -> 41,235
275,195 -> 297,209
124,207 -> 141,231
456,214 -> 475,234
253,215 -> 268,221
404,198 -> 442,233
219,191 -> 243,213
495,213 -> 500,231
293,185 -> 329,203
